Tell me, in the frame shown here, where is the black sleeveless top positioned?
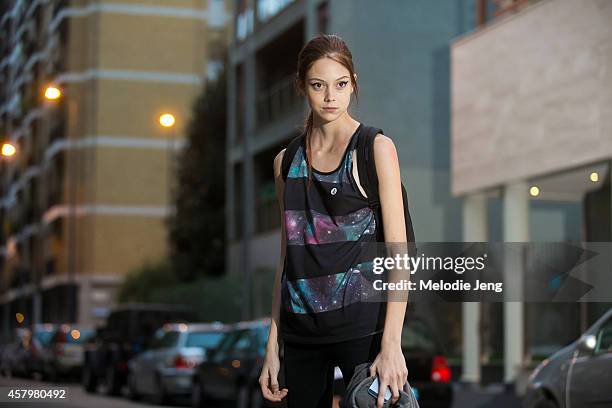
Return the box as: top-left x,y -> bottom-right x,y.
279,123 -> 386,344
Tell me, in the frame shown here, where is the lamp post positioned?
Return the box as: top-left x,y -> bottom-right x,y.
158,113 -> 177,255
43,84 -> 78,323
1,141 -> 16,334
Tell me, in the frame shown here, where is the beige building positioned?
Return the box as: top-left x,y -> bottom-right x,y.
452,0 -> 612,389
0,0 -> 230,335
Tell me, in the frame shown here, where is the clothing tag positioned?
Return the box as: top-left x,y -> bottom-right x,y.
330,187 -> 338,195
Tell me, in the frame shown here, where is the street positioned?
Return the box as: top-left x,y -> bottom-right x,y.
1,375 -> 522,408
0,375 -> 186,408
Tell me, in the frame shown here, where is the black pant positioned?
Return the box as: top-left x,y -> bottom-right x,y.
282,332 -> 383,408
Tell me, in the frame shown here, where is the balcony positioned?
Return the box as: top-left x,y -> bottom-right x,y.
256,74 -> 301,129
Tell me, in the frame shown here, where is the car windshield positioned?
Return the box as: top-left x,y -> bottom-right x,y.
185,331 -> 225,349
401,320 -> 439,353
34,331 -> 55,346
150,330 -> 181,349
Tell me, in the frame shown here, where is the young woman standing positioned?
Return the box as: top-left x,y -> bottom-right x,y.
259,34 -> 410,408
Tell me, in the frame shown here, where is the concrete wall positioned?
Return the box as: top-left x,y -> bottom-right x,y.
451,0 -> 612,196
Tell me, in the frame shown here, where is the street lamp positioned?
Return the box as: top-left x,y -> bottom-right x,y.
1,142 -> 16,157
159,113 -> 176,128
43,83 -> 78,323
158,113 -> 178,255
44,86 -> 61,100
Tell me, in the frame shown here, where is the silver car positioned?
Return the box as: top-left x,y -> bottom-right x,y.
127,322 -> 229,405
524,307 -> 612,408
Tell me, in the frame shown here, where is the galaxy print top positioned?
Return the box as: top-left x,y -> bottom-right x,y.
279,123 -> 387,344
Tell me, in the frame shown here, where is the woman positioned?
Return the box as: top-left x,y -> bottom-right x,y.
259,34 -> 410,408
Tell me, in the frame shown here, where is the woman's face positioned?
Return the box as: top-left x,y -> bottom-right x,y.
304,57 -> 355,123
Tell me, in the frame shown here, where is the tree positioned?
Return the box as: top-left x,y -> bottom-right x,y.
168,67 -> 227,280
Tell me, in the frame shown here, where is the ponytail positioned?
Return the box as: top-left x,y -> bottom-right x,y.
304,110 -> 314,191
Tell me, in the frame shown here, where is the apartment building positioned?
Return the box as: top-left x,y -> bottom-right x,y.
0,0 -> 230,336
452,0 -> 612,387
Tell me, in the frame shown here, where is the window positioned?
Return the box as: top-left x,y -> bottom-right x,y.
150,331 -> 180,349
595,318 -> 612,354
185,331 -> 225,349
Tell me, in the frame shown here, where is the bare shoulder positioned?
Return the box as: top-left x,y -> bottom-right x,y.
273,148 -> 287,180
373,133 -> 398,158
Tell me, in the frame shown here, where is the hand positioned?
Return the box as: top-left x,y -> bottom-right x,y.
369,343 -> 408,407
258,348 -> 288,403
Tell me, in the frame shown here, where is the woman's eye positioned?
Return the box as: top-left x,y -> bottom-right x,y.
338,81 -> 348,88
311,83 -> 323,90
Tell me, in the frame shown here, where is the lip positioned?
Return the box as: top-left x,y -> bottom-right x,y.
323,107 -> 338,111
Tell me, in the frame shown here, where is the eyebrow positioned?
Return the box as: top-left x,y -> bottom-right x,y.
308,76 -> 349,82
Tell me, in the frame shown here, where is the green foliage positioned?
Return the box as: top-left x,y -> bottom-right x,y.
168,63 -> 227,280
117,257 -> 244,322
117,258 -> 177,303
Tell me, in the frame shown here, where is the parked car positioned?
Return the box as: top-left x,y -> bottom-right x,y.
523,307 -> 612,408
191,318 -> 277,408
42,324 -> 95,381
0,328 -> 33,378
28,323 -> 60,379
82,303 -> 196,395
127,322 -> 229,405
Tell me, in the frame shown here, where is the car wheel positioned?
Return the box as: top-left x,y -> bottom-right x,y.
127,371 -> 140,401
153,375 -> 168,406
105,366 -> 121,396
534,398 -> 557,408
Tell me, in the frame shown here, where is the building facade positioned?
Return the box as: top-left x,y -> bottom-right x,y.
452,0 -> 612,387
0,0 -> 230,336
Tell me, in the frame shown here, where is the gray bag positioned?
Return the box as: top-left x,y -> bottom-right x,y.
340,362 -> 420,408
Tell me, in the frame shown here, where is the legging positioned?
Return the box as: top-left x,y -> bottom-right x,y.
282,332 -> 383,408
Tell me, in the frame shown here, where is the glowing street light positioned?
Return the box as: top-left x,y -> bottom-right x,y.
1,142 -> 16,157
159,113 -> 176,128
44,85 -> 62,100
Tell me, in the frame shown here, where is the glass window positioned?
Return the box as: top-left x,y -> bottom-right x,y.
186,331 -> 225,349
150,331 -> 180,349
595,318 -> 612,354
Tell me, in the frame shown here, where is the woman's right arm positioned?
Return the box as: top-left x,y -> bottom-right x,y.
259,148 -> 289,402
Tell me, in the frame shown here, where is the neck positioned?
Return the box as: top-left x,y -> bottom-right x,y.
310,113 -> 360,152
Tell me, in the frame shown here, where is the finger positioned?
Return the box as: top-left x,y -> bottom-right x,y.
377,379 -> 389,408
390,382 -> 400,405
270,378 -> 279,394
259,372 -> 279,402
369,364 -> 376,378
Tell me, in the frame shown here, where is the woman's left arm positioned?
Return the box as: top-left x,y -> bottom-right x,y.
368,133 -> 410,408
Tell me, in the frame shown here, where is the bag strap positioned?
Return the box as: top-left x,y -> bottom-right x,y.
281,132 -> 305,182
356,126 -> 384,210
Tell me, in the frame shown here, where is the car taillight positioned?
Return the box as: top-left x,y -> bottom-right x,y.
431,355 -> 451,383
173,354 -> 196,369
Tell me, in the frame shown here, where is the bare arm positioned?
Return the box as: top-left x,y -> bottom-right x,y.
374,134 -> 409,347
258,148 -> 289,403
266,148 -> 287,354
369,134 -> 410,408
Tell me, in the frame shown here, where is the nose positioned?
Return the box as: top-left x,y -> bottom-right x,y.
324,87 -> 335,102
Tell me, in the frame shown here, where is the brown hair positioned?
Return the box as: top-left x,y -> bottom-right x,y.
294,34 -> 359,189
